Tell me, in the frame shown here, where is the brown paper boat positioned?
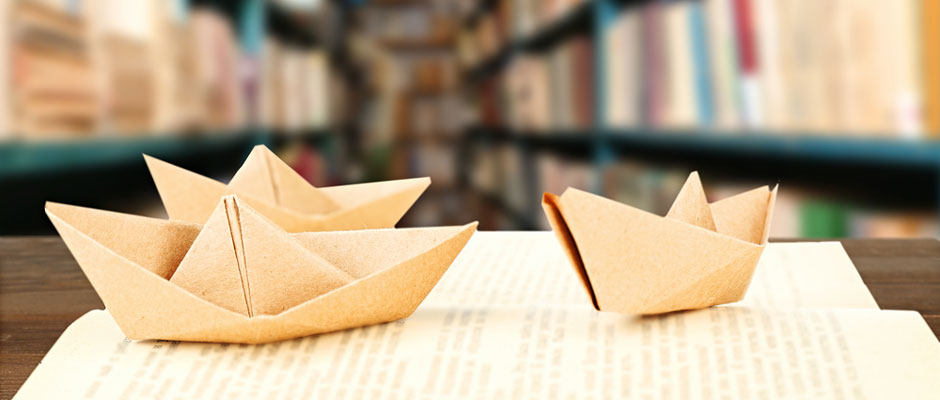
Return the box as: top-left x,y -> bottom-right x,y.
542,172 -> 777,315
45,197 -> 477,344
145,145 -> 430,232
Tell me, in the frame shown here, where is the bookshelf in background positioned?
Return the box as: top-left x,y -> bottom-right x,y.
350,0 -> 468,227
458,0 -> 940,236
0,0 -> 356,234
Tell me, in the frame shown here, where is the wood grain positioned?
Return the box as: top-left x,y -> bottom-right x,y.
1,237 -> 938,399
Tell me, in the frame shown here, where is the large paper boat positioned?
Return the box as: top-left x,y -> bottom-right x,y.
46,197 -> 477,343
145,145 -> 430,232
542,172 -> 777,315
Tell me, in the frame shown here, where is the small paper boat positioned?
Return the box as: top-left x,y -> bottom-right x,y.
46,197 -> 477,343
145,145 -> 430,232
542,172 -> 777,315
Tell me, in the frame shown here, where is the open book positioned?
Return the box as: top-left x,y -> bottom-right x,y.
15,233 -> 940,399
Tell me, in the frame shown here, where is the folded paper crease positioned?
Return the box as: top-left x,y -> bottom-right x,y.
46,197 -> 477,343
542,171 -> 777,315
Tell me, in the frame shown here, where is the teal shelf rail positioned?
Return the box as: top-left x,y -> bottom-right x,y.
601,130 -> 940,169
466,126 -> 940,169
0,131 -> 271,181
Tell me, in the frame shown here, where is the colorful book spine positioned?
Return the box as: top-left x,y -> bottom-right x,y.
732,0 -> 762,128
705,0 -> 741,130
571,36 -> 594,129
640,4 -> 664,127
689,1 -> 714,127
923,0 -> 940,137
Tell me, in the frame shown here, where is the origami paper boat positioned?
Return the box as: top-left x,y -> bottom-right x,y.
542,172 -> 777,315
45,197 -> 477,344
145,145 -> 430,232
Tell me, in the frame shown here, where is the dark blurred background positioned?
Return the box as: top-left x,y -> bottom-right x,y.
0,0 -> 938,237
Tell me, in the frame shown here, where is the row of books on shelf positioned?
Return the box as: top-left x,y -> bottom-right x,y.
0,0 -> 339,141
468,140 -> 530,214
456,0 -> 587,68
496,37 -> 595,131
399,142 -> 457,187
465,0 -> 940,138
260,40 -> 334,133
363,0 -> 458,46
382,55 -> 460,95
408,95 -> 464,137
602,0 -> 940,136
468,143 -> 938,237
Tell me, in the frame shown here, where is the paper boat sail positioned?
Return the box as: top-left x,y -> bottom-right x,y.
145,145 -> 430,232
45,197 -> 477,343
542,172 -> 777,315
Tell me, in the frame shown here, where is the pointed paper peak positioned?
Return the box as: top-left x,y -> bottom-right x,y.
316,177 -> 433,229
228,145 -> 341,215
45,202 -> 201,279
227,147 -> 278,205
144,153 -> 232,224
666,171 -> 716,231
710,185 -> 773,244
760,184 -> 779,244
170,197 -> 251,315
144,151 -> 430,232
170,195 -> 353,317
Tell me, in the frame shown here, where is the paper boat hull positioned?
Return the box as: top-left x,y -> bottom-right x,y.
47,203 -> 476,343
543,189 -> 765,315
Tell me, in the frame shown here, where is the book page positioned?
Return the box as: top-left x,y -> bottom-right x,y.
16,307 -> 939,399
425,232 -> 878,309
16,232 -> 894,399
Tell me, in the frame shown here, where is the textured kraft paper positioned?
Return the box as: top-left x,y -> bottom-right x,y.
44,199 -> 478,344
145,145 -> 431,232
542,171 -> 778,315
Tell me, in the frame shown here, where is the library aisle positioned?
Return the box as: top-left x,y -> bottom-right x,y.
1,0 -> 939,238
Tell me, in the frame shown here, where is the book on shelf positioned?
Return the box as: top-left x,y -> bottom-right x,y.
1,0 -> 347,140
506,0 -> 538,40
150,0 -> 199,133
505,55 -> 551,131
459,0 -> 589,72
84,0 -> 153,134
410,142 -> 457,187
926,0 -> 940,137
704,0 -> 740,130
752,0 -> 781,131
638,4 -> 664,128
730,0 -> 761,128
602,9 -> 640,128
689,1 -> 715,127
190,9 -> 244,131
7,0 -> 99,138
539,0 -> 586,28
661,2 -> 698,128
258,41 -> 332,132
0,1 -> 9,137
599,0 -> 935,138
570,35 -> 594,129
499,143 -> 528,213
483,34 -> 595,132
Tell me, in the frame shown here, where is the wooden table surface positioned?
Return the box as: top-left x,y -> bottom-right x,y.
2,236 -> 939,399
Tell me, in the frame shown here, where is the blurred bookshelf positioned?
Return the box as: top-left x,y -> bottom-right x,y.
0,0 -> 358,233
1,0 -> 939,238
457,0 -> 940,237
